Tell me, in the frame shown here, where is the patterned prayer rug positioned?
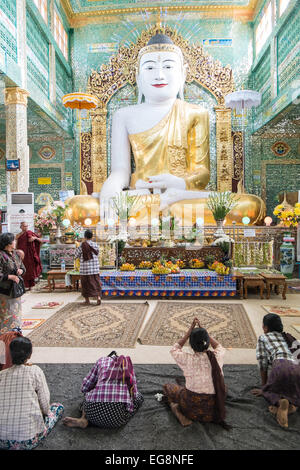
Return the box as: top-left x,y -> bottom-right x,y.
262,305 -> 300,317
28,302 -> 149,348
139,302 -> 257,348
22,319 -> 46,330
32,302 -> 64,309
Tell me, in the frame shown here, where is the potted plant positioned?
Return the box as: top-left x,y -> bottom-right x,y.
207,192 -> 238,238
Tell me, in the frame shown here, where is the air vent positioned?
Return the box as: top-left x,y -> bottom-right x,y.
11,194 -> 33,205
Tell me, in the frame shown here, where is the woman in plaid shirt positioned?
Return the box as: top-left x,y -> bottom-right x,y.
74,229 -> 102,306
62,352 -> 143,429
0,337 -> 64,450
252,313 -> 300,428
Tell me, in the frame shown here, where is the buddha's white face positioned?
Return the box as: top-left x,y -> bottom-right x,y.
138,51 -> 183,104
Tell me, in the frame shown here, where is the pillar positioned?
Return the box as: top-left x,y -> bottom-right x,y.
215,107 -> 233,192
4,87 -> 30,193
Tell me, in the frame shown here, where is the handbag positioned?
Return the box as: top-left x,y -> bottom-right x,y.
0,279 -> 13,296
11,277 -> 25,298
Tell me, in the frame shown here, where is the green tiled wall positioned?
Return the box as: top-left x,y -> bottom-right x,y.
29,167 -> 62,210
26,9 -> 50,99
0,0 -> 17,63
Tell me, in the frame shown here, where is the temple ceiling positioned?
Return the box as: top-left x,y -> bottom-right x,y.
61,0 -> 263,25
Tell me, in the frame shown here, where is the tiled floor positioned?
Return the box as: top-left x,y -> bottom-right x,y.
21,285 -> 300,365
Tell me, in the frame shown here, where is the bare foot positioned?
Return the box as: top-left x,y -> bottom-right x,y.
288,404 -> 298,415
277,399 -> 289,428
82,301 -> 90,305
96,297 -> 101,305
62,416 -> 88,429
170,403 -> 192,427
251,388 -> 262,396
268,405 -> 278,415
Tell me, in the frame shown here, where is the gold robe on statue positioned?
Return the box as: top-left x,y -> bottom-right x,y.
129,99 -> 210,190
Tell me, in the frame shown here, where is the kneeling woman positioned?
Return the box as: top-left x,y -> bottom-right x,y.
252,313 -> 300,428
63,352 -> 143,429
163,318 -> 229,428
0,337 -> 64,450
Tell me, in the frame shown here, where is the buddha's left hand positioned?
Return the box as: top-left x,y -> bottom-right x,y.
136,174 -> 186,190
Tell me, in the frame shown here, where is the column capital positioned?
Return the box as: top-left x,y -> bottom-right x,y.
4,87 -> 29,106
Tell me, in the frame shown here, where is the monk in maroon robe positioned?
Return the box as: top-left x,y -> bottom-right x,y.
16,222 -> 43,290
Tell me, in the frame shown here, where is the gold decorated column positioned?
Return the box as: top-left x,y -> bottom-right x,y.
90,106 -> 107,194
4,87 -> 30,193
215,107 -> 233,192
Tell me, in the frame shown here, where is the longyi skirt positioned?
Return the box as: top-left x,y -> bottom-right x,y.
80,274 -> 102,298
163,383 -> 216,422
82,392 -> 144,428
262,359 -> 300,407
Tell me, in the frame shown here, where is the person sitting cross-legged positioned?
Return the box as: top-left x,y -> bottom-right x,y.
63,351 -> 143,429
0,337 -> 64,450
162,318 -> 230,429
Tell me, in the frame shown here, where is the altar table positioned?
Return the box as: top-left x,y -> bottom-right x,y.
100,270 -> 236,298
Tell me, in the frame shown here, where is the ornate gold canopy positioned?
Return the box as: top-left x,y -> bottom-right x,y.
87,25 -> 234,107
82,25 -> 236,195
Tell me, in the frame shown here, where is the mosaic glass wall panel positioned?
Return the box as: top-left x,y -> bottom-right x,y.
26,9 -> 49,98
266,163 -> 300,216
0,0 -> 17,63
277,7 -> 300,92
55,54 -> 72,117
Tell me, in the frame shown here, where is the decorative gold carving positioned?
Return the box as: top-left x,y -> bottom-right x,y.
232,131 -> 243,182
87,25 -> 234,107
80,132 -> 92,195
91,107 -> 107,193
167,147 -> 187,178
61,0 -> 260,26
81,132 -> 92,183
4,88 -> 29,106
215,107 -> 233,192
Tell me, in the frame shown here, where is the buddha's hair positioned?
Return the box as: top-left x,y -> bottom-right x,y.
10,337 -> 32,365
263,313 -> 283,333
189,328 -> 210,352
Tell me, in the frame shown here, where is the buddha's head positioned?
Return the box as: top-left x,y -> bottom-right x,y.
136,33 -> 187,104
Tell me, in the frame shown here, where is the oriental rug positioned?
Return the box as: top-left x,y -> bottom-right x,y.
32,301 -> 64,309
139,302 -> 257,348
22,319 -> 46,330
28,302 -> 148,348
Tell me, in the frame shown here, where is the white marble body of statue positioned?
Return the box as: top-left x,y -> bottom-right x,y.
98,50 -> 209,219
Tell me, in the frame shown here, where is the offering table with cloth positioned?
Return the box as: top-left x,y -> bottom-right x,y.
100,269 -> 236,298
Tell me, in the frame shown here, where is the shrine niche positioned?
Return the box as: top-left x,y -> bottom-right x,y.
84,25 -> 236,195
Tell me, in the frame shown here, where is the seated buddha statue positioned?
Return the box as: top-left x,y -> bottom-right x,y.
99,33 -> 265,226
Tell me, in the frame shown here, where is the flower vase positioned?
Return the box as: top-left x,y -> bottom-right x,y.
280,232 -> 295,278
213,219 -> 226,239
55,225 -> 63,245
